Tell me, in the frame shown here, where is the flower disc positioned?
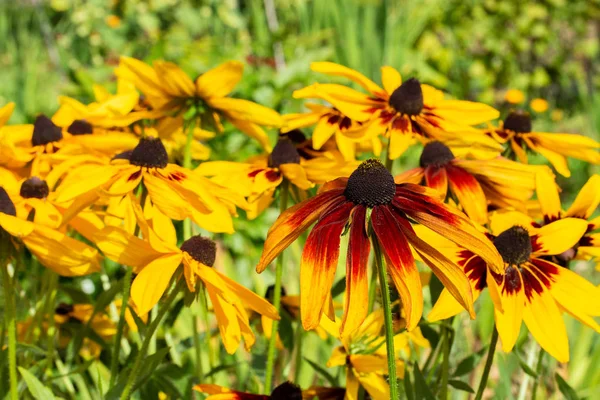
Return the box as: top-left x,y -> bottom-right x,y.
344,159 -> 396,207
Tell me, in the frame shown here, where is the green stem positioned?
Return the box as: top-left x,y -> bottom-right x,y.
43,273 -> 58,377
191,313 -> 204,380
439,325 -> 451,399
120,279 -> 183,399
474,326 -> 499,400
264,180 -> 290,393
199,287 -> 217,372
531,348 -> 545,399
293,318 -> 304,383
372,239 -> 398,400
1,264 -> 18,400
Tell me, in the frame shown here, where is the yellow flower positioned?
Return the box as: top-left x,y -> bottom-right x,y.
55,136 -> 246,233
94,202 -> 279,354
106,15 -> 121,28
194,381 -> 340,399
116,57 -> 283,151
485,110 -> 600,177
504,89 -> 525,104
530,98 -> 549,113
295,62 -> 500,159
426,211 -> 600,362
195,135 -> 358,219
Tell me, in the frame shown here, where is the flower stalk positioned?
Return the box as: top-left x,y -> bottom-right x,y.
264,179 -> 290,393
475,326 -> 499,400
1,261 -> 18,400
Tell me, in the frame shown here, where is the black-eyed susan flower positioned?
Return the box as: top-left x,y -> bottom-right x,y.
535,172 -> 600,265
116,57 -> 282,151
195,136 -> 358,219
194,381 -> 317,400
504,89 -> 525,104
0,186 -> 100,276
0,102 -> 35,170
282,103 -> 370,161
257,159 -> 503,334
485,110 -> 600,177
395,141 -> 543,224
297,62 -> 500,159
427,212 -> 600,362
55,136 -> 246,233
530,98 -> 549,113
144,116 -> 214,163
94,203 -> 279,354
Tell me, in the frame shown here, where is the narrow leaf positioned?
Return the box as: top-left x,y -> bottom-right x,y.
413,363 -> 436,400
304,357 -> 337,387
19,367 -> 56,400
555,373 -> 579,400
448,379 -> 475,393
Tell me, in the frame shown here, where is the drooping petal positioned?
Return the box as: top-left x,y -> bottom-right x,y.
564,174 -> 600,219
434,100 -> 500,127
311,61 -> 385,97
532,218 -> 588,255
300,202 -> 354,330
372,206 -> 423,331
446,165 -> 488,225
341,206 -> 371,336
256,189 -> 346,273
357,372 -> 393,400
207,288 -> 242,354
209,97 -> 283,127
193,384 -> 269,400
0,213 -> 34,237
130,254 -> 183,315
535,168 -> 562,223
423,166 -> 448,199
494,267 -> 525,353
195,61 -> 244,99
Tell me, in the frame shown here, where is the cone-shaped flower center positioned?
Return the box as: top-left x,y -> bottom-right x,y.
32,115 -> 63,146
493,226 -> 532,266
284,129 -> 307,144
420,141 -> 455,167
180,235 -> 217,266
503,110 -> 532,133
269,138 -> 301,168
270,381 -> 302,400
129,137 -> 168,169
265,284 -> 287,303
344,159 -> 396,207
389,78 -> 424,116
67,119 -> 93,135
55,303 -> 74,315
0,187 -> 16,216
20,177 -> 49,199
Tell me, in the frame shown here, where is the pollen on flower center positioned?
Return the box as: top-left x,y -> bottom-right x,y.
55,303 -> 74,315
67,119 -> 93,135
32,115 -> 63,146
129,137 -> 169,169
269,138 -> 301,168
270,381 -> 303,400
20,177 -> 50,199
503,110 -> 532,133
180,235 -> 217,267
0,187 -> 16,216
419,141 -> 455,167
388,78 -> 424,116
344,159 -> 396,207
493,226 -> 532,266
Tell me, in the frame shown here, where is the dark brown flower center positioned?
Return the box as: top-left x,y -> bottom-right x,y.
32,115 -> 63,146
420,141 -> 455,167
283,129 -> 307,144
129,137 -> 168,169
388,78 -> 423,116
265,284 -> 287,303
344,159 -> 396,207
180,236 -> 216,266
55,303 -> 74,315
269,138 -> 301,168
503,110 -> 532,133
20,177 -> 49,199
270,382 -> 302,400
0,187 -> 16,216
112,150 -> 133,161
493,226 -> 532,266
67,119 -> 93,135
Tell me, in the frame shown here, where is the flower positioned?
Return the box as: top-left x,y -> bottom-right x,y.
0,102 -> 35,170
504,89 -> 525,104
427,212 -> 600,362
530,98 -> 549,113
282,103 -> 370,161
195,135 -> 358,219
257,159 -> 503,334
94,202 -> 279,354
55,136 -> 246,233
194,381 -> 338,400
318,309 -> 429,400
297,62 -> 500,159
395,141 -> 543,224
116,57 -> 283,150
535,172 -> 600,265
0,186 -> 100,276
484,110 -> 600,177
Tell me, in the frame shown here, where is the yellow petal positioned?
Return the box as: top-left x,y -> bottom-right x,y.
564,174 -> 600,219
130,254 -> 182,315
152,61 -> 195,98
489,210 -> 536,236
209,97 -> 282,127
279,163 -> 314,190
311,61 -> 385,96
535,168 -> 561,222
494,268 -> 524,353
381,66 -> 401,94
195,61 -> 244,99
0,102 -> 15,126
94,226 -> 166,270
533,218 -> 588,255
0,214 -> 34,237
207,289 -> 241,354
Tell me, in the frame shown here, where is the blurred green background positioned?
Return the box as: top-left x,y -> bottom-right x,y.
2,0 -> 600,398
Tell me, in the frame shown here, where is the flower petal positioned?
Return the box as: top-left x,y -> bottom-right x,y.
532,218 -> 588,255
311,61 -> 385,96
94,226 -> 166,270
564,174 -> 600,219
535,168 -> 562,223
209,97 -> 282,127
424,166 -> 448,199
130,254 -> 182,315
381,66 -> 402,94
300,202 -> 354,329
195,61 -> 244,99
494,267 -> 524,353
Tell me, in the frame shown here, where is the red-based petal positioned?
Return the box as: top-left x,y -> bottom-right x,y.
301,201 -> 354,329
372,205 -> 423,330
341,205 -> 371,335
424,166 -> 448,199
446,164 -> 488,225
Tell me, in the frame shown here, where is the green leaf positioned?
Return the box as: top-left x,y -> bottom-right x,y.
515,349 -> 538,378
555,373 -> 579,400
278,313 -> 295,350
204,363 -> 239,379
452,346 -> 488,377
131,347 -> 171,392
403,366 -> 415,400
47,358 -> 95,381
448,379 -> 475,393
413,363 -> 436,400
18,367 -> 56,400
304,357 -> 337,387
